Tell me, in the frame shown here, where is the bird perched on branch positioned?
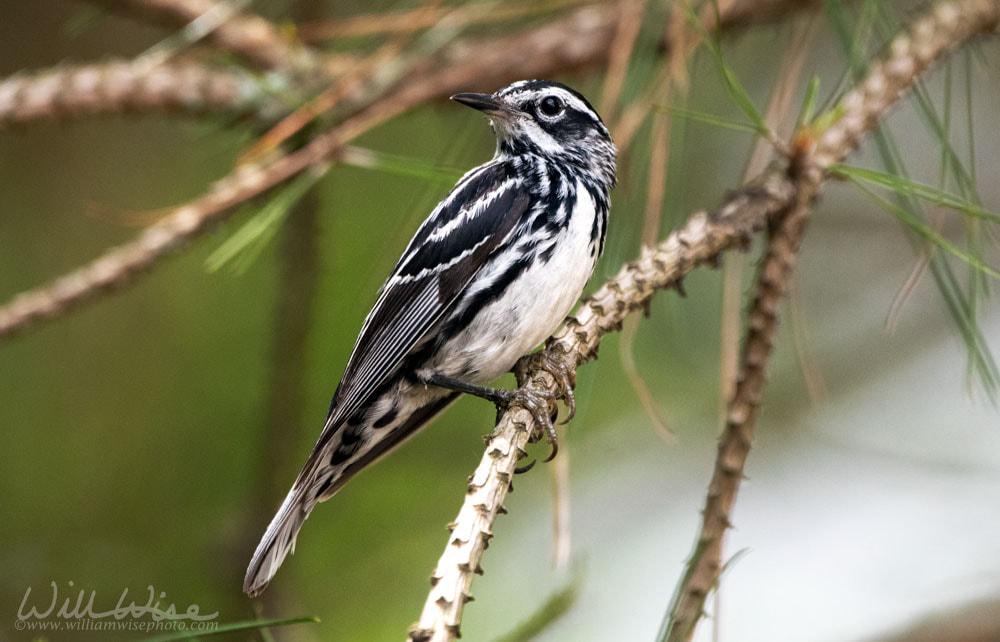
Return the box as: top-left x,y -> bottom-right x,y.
245,79 -> 617,597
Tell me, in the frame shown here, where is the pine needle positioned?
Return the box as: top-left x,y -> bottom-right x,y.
205,169 -> 323,275
142,615 -> 319,641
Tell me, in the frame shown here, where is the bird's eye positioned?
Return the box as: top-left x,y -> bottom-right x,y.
538,96 -> 564,117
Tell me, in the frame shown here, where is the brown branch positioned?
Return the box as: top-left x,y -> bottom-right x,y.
719,9 -> 816,453
409,1 -> 1000,640
0,59 -> 284,127
0,73 -> 427,340
664,169 -> 819,642
88,0 -> 314,73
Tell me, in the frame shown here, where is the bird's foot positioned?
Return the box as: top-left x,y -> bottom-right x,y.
490,383 -> 561,463
507,350 -> 578,462
417,350 -> 577,464
513,349 -> 577,424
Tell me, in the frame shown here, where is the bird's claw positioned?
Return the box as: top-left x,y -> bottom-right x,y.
514,350 -> 577,424
514,458 -> 537,474
494,385 -> 559,460
499,350 -> 577,464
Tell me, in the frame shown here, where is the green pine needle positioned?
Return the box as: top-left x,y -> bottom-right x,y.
205,170 -> 322,275
678,1 -> 768,136
824,0 -> 998,399
850,181 -> 1000,280
655,105 -> 762,135
831,165 -> 1000,226
340,146 -> 463,185
142,615 -> 319,642
796,74 -> 821,130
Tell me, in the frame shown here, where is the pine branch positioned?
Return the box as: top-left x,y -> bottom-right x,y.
0,59 -> 283,127
410,1 -> 1000,641
661,168 -> 819,642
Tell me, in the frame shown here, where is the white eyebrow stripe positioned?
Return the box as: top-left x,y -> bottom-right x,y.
546,88 -> 592,115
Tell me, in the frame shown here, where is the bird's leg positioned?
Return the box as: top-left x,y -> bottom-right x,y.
417,370 -> 562,463
417,373 -> 513,405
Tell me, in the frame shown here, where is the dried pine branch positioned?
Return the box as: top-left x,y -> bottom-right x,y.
0,59 -> 284,127
410,2 -> 1000,641
662,167 -> 819,642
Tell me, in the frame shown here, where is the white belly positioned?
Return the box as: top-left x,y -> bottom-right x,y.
429,184 -> 599,384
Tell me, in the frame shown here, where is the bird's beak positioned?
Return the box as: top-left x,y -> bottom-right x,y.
450,93 -> 518,121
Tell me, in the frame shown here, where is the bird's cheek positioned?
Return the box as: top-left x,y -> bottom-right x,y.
489,120 -> 513,139
498,119 -> 526,136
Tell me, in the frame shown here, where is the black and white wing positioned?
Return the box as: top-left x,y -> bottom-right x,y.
309,161 -> 531,462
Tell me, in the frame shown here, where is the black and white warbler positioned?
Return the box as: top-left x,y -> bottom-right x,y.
244,80 -> 617,597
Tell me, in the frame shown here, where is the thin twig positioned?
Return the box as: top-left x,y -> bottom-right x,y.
0,86 -> 421,339
241,0 -> 450,163
89,0 -> 315,73
411,1 -> 1000,641
0,128 -> 337,340
549,423 -> 572,569
618,7 -> 712,441
788,274 -> 828,403
599,0 -> 647,121
618,76 -> 675,443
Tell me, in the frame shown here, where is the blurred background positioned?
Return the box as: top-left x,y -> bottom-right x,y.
1,1 -> 999,640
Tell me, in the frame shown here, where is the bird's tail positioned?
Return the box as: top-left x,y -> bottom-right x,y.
243,388 -> 460,597
243,479 -> 316,597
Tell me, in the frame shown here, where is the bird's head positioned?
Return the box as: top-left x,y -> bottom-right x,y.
451,80 -> 616,190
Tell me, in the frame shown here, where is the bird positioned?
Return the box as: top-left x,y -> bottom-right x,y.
244,79 -> 617,597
